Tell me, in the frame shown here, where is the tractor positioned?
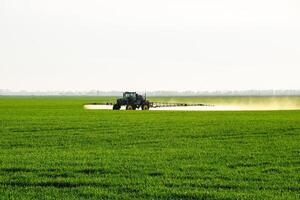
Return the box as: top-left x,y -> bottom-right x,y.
113,92 -> 151,110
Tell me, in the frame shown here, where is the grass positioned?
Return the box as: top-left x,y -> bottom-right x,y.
0,96 -> 300,199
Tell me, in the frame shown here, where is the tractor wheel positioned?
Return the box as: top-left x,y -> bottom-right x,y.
142,104 -> 149,110
126,105 -> 133,110
113,104 -> 120,110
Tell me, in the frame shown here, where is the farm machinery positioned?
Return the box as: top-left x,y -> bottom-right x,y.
84,92 -> 212,110
113,92 -> 150,110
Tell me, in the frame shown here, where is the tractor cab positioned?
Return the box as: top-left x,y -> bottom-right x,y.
123,92 -> 137,99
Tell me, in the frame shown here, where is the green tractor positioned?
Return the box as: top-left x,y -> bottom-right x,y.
113,92 -> 151,110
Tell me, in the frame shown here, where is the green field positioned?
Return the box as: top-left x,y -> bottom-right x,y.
0,96 -> 300,199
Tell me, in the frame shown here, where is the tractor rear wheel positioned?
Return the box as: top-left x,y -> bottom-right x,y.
113,104 -> 120,110
142,104 -> 149,110
126,105 -> 134,110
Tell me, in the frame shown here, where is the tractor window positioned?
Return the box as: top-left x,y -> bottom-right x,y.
124,93 -> 135,98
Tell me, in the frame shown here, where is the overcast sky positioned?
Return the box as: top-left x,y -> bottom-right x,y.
1,0 -> 300,91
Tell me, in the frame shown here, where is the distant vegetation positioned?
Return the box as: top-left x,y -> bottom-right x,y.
1,89 -> 300,96
0,96 -> 299,199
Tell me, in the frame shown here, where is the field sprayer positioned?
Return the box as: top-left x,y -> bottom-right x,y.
84,92 -> 212,110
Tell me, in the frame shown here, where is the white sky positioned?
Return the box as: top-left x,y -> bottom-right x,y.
0,0 -> 300,91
